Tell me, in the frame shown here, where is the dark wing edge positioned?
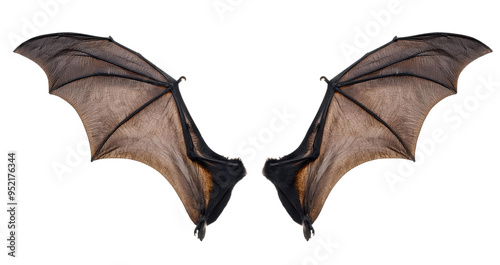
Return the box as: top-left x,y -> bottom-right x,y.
263,32 -> 491,240
15,33 -> 246,241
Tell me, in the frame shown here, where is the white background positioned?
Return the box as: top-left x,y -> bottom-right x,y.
1,0 -> 499,264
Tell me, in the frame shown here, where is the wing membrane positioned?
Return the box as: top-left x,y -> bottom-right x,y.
15,33 -> 246,240
264,33 -> 491,240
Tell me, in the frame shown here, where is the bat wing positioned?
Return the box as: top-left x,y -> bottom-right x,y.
263,33 -> 491,240
15,33 -> 246,240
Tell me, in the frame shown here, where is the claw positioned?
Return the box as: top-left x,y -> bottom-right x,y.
194,217 -> 207,241
302,216 -> 315,241
177,76 -> 187,83
320,76 -> 329,83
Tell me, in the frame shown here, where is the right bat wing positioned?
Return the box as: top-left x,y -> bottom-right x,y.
263,33 -> 491,240
15,33 -> 246,240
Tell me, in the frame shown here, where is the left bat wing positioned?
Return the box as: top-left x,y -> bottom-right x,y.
263,33 -> 491,240
15,33 -> 246,240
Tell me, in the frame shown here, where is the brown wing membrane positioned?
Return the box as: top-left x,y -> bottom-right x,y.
15,33 -> 246,240
263,33 -> 491,240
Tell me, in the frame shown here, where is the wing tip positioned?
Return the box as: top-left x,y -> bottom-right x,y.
398,32 -> 492,54
14,32 -> 110,53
